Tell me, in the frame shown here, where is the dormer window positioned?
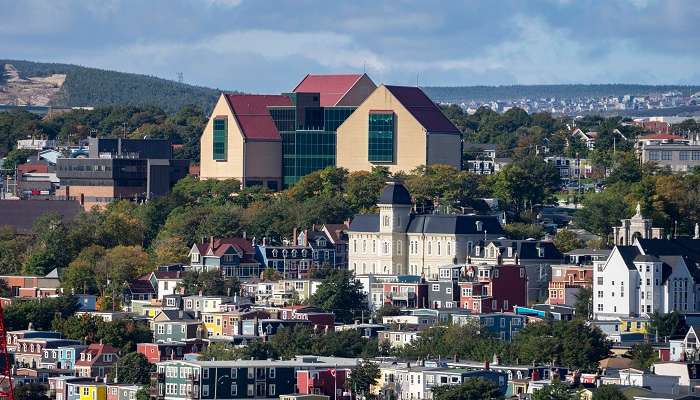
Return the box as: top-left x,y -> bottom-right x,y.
301,249 -> 308,257
291,250 -> 297,257
272,249 -> 278,257
383,215 -> 390,227
476,221 -> 483,232
191,253 -> 200,263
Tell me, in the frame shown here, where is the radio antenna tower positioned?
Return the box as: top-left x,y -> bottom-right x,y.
177,72 -> 184,84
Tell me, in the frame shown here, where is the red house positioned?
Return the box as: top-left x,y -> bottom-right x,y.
137,341 -> 205,363
280,306 -> 335,332
382,281 -> 429,309
297,368 -> 350,399
459,264 -> 527,313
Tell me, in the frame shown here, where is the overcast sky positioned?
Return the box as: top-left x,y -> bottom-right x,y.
2,0 -> 700,92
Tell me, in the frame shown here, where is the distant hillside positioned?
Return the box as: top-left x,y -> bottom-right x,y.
422,84 -> 700,103
0,60 -> 223,113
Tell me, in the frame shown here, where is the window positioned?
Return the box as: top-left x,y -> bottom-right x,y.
661,151 -> 672,161
368,112 -> 395,163
446,287 -> 452,294
597,291 -> 603,298
269,368 -> 275,378
213,118 -> 227,161
231,384 -> 237,396
597,304 -> 603,311
202,385 -> 209,397
191,253 -> 200,263
432,284 -> 440,292
648,151 -> 660,161
202,368 -> 209,379
597,277 -> 603,285
268,384 -> 276,396
680,151 -> 690,160
248,385 -> 254,396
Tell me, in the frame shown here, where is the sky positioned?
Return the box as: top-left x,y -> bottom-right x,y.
2,0 -> 700,93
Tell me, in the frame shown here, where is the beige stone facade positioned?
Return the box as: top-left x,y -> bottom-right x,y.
199,94 -> 282,188
336,85 -> 462,174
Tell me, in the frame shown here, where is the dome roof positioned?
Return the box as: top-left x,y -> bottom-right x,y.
378,181 -> 412,205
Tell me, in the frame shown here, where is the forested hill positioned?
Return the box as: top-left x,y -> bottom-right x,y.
0,60 -> 223,113
422,84 -> 700,103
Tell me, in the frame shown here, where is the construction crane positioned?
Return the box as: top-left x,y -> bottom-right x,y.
0,302 -> 13,400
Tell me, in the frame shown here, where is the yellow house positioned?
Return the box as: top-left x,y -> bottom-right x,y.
336,85 -> 462,174
199,93 -> 289,189
202,311 -> 225,337
69,382 -> 107,400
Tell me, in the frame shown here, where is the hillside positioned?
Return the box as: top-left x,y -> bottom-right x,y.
0,60 -> 222,113
422,84 -> 700,103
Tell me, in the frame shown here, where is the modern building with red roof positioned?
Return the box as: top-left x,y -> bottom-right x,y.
293,73 -> 376,107
200,74 -> 376,187
336,84 -> 462,173
199,93 -> 291,189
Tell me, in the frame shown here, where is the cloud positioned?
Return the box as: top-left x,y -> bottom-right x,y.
201,0 -> 242,8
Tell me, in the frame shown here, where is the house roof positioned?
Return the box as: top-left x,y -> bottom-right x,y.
470,239 -> 563,260
616,246 -> 642,270
349,213 -> 505,236
378,182 -> 412,205
75,343 -> 118,367
321,223 -> 349,244
0,200 -> 82,234
639,134 -> 686,141
194,237 -> 256,262
223,94 -> 292,141
384,85 -> 461,134
292,74 -> 365,106
152,271 -> 184,280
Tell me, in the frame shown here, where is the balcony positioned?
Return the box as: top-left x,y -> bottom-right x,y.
386,292 -> 415,301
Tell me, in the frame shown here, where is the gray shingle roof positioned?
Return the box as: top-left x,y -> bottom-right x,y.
378,182 -> 412,205
616,246 -> 641,270
349,213 -> 504,235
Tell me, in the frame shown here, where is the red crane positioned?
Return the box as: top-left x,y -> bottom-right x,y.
0,302 -> 13,400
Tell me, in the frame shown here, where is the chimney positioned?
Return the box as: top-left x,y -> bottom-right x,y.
243,231 -> 247,240
293,228 -> 298,245
303,230 -> 309,246
210,236 -> 214,249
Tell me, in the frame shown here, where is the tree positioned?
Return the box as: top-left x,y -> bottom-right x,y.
262,268 -> 283,282
431,378 -> 503,400
627,343 -> 657,371
177,271 -> 239,296
2,148 -> 36,169
576,185 -> 631,241
649,311 -> 684,339
136,387 -> 150,400
62,245 -> 105,295
347,359 -> 380,398
14,382 -> 50,400
531,380 -> 576,400
513,320 -> 610,370
504,223 -> 544,240
591,385 -> 627,400
374,304 -> 402,322
198,342 -> 242,361
553,230 -> 583,253
309,269 -> 367,323
22,212 -> 72,275
347,167 -> 390,213
574,287 -> 592,320
4,296 -> 79,331
492,156 -> 559,214
94,245 -> 152,295
108,352 -> 152,384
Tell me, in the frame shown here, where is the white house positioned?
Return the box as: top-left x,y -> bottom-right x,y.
593,237 -> 700,321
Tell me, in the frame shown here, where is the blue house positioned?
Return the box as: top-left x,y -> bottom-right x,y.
55,344 -> 88,370
454,313 -> 526,341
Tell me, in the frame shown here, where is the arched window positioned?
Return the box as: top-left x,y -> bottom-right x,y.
437,242 -> 441,256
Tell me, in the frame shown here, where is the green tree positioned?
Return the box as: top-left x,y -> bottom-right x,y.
4,296 -> 79,331
136,387 -> 150,400
62,245 -> 105,295
531,380 -> 576,400
177,271 -> 239,296
14,382 -> 50,400
591,385 -> 627,400
2,148 -> 36,169
346,167 -> 390,213
627,343 -> 657,371
22,212 -> 72,275
197,342 -> 242,361
575,185 -> 631,241
374,304 -> 402,322
309,269 -> 367,323
94,245 -> 152,295
574,287 -> 592,320
504,223 -> 544,240
649,311 -> 684,340
108,352 -> 152,384
431,378 -> 503,400
553,230 -> 583,253
492,156 -> 559,214
347,359 -> 380,398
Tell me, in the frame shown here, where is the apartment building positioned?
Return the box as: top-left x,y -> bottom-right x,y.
593,238 -> 700,320
638,133 -> 700,173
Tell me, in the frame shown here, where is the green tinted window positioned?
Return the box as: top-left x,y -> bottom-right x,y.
368,112 -> 394,163
213,118 -> 227,161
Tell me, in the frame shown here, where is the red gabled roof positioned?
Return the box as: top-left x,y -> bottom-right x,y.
293,74 -> 364,106
384,85 -> 461,134
195,237 -> 257,263
224,94 -> 292,141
